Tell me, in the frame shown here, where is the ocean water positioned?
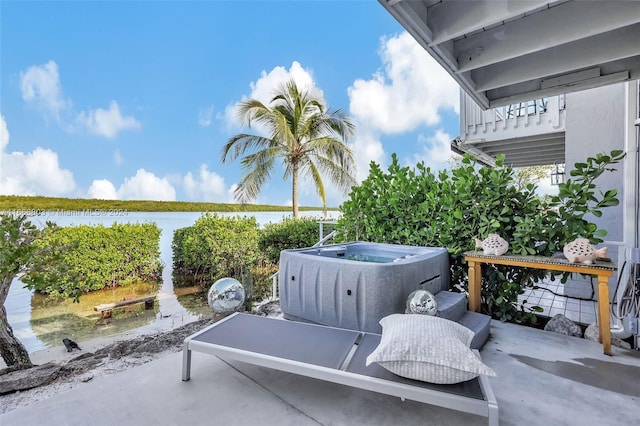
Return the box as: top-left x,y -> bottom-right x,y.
5,210 -> 337,353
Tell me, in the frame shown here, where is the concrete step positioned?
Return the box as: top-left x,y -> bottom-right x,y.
457,311 -> 492,349
434,291 -> 467,322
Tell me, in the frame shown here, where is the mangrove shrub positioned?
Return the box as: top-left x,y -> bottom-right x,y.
172,213 -> 260,281
24,222 -> 162,299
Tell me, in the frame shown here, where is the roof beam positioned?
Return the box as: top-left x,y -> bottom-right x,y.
427,0 -> 551,45
488,71 -> 631,108
455,1 -> 640,72
473,24 -> 640,92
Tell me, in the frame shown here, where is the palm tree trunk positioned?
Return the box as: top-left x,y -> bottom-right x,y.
292,164 -> 299,219
0,277 -> 33,368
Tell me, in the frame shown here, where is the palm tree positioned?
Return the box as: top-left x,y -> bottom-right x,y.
221,79 -> 356,218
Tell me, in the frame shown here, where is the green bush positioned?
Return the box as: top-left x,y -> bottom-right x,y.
172,213 -> 260,282
249,261 -> 279,303
258,217 -> 322,263
336,151 -> 624,323
24,222 -> 162,299
173,215 -> 322,304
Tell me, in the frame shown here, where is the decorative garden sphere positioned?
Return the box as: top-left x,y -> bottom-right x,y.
405,290 -> 438,316
208,277 -> 245,314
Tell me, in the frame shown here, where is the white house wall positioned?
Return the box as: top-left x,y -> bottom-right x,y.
563,83 -> 627,299
565,84 -> 626,247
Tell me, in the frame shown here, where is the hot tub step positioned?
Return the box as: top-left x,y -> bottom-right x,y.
457,311 -> 492,349
434,291 -> 467,322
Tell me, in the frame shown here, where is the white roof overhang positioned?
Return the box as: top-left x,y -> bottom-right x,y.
378,0 -> 640,109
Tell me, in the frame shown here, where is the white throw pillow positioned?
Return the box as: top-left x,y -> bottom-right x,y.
366,314 -> 496,384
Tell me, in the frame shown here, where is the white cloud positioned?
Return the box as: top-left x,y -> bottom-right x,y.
349,32 -> 459,133
19,61 -> 140,139
183,164 -> 230,202
347,31 -> 460,183
86,170 -> 176,201
113,148 -> 123,166
0,115 -> 76,196
117,169 -> 176,201
87,179 -> 118,200
75,101 -> 141,139
0,115 -> 9,151
0,148 -> 76,196
407,129 -> 455,171
350,130 -> 386,182
20,60 -> 69,120
198,105 -> 214,127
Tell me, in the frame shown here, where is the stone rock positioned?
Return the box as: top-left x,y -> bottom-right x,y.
0,363 -> 62,395
254,300 -> 283,317
584,323 -> 632,350
61,355 -> 103,376
544,314 -> 583,337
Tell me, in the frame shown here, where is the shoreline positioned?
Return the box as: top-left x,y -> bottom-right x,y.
0,316 -> 213,414
0,329 -> 160,370
0,302 -> 281,414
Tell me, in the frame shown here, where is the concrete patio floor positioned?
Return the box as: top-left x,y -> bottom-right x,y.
2,319 -> 639,426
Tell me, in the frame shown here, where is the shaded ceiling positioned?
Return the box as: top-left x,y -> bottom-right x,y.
379,0 -> 640,109
451,132 -> 566,167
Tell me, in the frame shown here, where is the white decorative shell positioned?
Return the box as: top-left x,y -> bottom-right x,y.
475,234 -> 509,256
563,238 -> 608,264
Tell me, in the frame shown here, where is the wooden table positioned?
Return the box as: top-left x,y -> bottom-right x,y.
463,251 -> 618,355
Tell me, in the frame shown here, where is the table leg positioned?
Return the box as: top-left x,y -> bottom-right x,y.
182,345 -> 192,381
597,275 -> 612,356
468,260 -> 482,312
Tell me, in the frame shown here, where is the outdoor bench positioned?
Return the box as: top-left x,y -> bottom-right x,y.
463,251 -> 617,355
94,294 -> 157,319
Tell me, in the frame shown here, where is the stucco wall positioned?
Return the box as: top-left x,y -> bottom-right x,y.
563,84 -> 626,299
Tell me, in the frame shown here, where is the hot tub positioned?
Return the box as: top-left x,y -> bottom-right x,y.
279,242 -> 449,333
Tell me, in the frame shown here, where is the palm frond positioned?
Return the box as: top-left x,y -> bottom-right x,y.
300,154 -> 356,194
233,147 -> 280,202
305,160 -> 327,211
221,134 -> 274,164
303,137 -> 356,173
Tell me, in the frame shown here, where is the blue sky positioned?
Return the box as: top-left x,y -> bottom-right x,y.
1,0 -> 464,208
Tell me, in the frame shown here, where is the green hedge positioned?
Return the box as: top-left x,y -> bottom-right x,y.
336,152 -> 623,323
258,217 -> 322,263
172,213 -> 260,281
173,215 -> 325,304
24,222 -> 162,299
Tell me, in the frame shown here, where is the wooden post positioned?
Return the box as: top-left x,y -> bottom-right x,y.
468,260 -> 482,313
597,275 -> 612,355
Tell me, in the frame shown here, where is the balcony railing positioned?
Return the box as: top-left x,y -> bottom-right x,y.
460,91 -> 566,143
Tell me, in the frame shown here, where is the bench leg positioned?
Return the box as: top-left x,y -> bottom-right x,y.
597,275 -> 612,356
182,345 -> 192,381
468,260 -> 482,312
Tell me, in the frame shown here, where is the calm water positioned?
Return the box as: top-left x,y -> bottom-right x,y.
6,210 -> 336,353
